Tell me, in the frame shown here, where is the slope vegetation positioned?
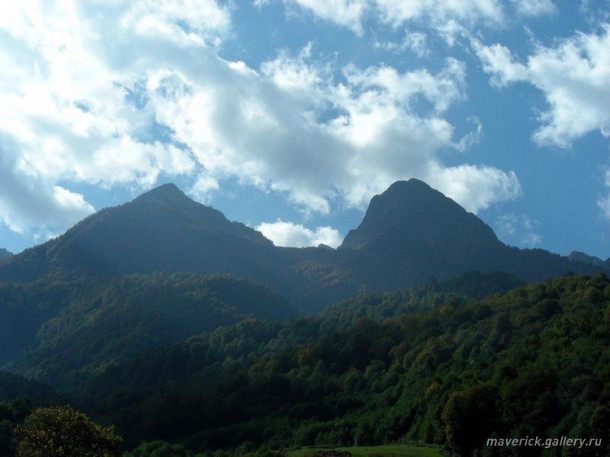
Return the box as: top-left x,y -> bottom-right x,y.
74,273 -> 609,456
2,273 -> 297,388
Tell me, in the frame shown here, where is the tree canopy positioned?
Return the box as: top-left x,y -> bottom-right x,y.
14,406 -> 122,457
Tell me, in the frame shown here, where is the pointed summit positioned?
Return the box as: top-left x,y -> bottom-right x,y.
0,183 -> 273,282
133,183 -> 188,204
340,179 -> 498,250
130,182 -> 227,223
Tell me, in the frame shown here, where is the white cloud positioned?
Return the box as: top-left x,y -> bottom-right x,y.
374,31 -> 429,57
473,42 -> 528,86
0,0 -> 521,244
430,164 -> 521,213
403,32 -> 429,57
509,0 -> 556,17
474,24 -> 610,148
0,1 -> 221,238
122,0 -> 230,45
453,117 -> 483,152
579,1 -> 610,25
286,0 -> 368,34
190,176 -> 220,202
278,0 -> 504,39
374,0 -> 504,27
599,167 -> 610,220
599,195 -> 610,220
0,137 -> 94,237
256,220 -> 343,248
496,213 -> 542,247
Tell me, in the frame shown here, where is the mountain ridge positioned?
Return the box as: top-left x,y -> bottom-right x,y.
0,179 -> 606,312
341,179 -> 498,249
0,248 -> 12,262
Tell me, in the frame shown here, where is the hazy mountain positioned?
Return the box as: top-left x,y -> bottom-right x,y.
0,180 -> 606,313
0,248 -> 12,262
568,250 -> 610,268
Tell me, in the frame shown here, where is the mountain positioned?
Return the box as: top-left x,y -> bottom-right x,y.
0,180 -> 606,313
332,179 -> 605,296
0,183 -> 288,284
2,273 -> 297,387
0,181 -> 608,455
335,179 -> 504,290
0,248 -> 12,262
341,179 -> 499,250
568,250 -> 610,268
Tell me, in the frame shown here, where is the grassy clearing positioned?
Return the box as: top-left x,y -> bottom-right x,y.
284,444 -> 443,457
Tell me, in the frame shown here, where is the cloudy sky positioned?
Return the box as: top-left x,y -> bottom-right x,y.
0,0 -> 609,259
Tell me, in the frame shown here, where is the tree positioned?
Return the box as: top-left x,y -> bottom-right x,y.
14,405 -> 122,457
441,385 -> 500,456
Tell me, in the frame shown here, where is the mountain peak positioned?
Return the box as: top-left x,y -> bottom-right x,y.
371,179 -> 459,214
133,183 -> 189,205
386,178 -> 430,191
340,179 -> 498,250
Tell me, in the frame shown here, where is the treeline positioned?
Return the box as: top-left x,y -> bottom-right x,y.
73,273 -> 609,456
3,273 -> 297,389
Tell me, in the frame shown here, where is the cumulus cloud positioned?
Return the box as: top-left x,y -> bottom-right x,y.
374,0 -> 504,28
0,1 -> 219,238
279,0 -> 555,35
280,0 -> 505,36
430,164 -> 521,213
474,24 -> 610,148
0,137 -> 94,238
284,0 -> 368,34
122,0 -> 231,44
509,0 -> 556,17
0,0 -> 521,247
256,220 -> 343,248
402,32 -> 429,57
496,214 -> 542,247
374,31 -> 429,57
599,167 -> 610,220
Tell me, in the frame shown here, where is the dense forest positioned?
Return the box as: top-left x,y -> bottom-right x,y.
1,272 -> 607,456
1,273 -> 297,385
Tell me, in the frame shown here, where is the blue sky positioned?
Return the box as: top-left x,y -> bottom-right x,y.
0,0 -> 609,259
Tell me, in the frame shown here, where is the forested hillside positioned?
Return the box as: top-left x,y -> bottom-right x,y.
2,273 -> 296,388
62,273 -> 610,456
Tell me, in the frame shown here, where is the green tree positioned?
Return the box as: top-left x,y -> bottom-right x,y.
441,385 -> 500,456
14,405 -> 122,457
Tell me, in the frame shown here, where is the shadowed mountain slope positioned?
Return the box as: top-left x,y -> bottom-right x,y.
341,179 -> 499,250
0,248 -> 12,262
325,179 -> 603,299
0,180 -> 606,312
0,184 -> 291,289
